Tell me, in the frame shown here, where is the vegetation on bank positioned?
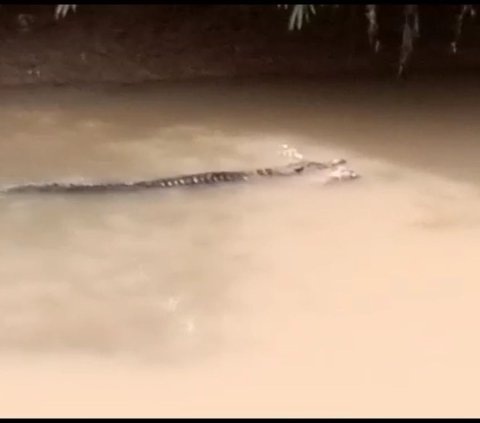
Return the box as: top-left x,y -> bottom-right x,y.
278,5 -> 476,76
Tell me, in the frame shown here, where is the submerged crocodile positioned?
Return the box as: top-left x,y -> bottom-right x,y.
2,159 -> 359,195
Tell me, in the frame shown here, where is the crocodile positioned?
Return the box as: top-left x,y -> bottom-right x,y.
1,159 -> 359,195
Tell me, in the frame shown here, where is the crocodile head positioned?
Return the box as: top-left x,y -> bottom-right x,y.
261,159 -> 360,183
295,160 -> 360,183
323,164 -> 360,183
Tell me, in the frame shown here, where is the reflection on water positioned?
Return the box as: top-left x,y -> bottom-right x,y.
1,78 -> 480,416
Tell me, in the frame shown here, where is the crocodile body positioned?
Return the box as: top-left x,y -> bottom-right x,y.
2,159 -> 359,195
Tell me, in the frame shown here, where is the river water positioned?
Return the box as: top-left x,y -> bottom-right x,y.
1,77 -> 480,417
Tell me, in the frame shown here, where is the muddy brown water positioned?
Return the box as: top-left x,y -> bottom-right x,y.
1,77 -> 480,417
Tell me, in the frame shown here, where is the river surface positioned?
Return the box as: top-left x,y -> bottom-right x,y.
1,77 -> 480,417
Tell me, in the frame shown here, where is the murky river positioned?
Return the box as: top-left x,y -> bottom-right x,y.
1,77 -> 480,417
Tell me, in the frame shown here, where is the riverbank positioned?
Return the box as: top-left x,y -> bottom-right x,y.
0,5 -> 479,86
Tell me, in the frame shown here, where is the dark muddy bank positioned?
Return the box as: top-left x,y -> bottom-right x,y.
1,5 -> 480,86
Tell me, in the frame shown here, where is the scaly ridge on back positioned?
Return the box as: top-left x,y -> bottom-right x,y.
1,159 -> 358,195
